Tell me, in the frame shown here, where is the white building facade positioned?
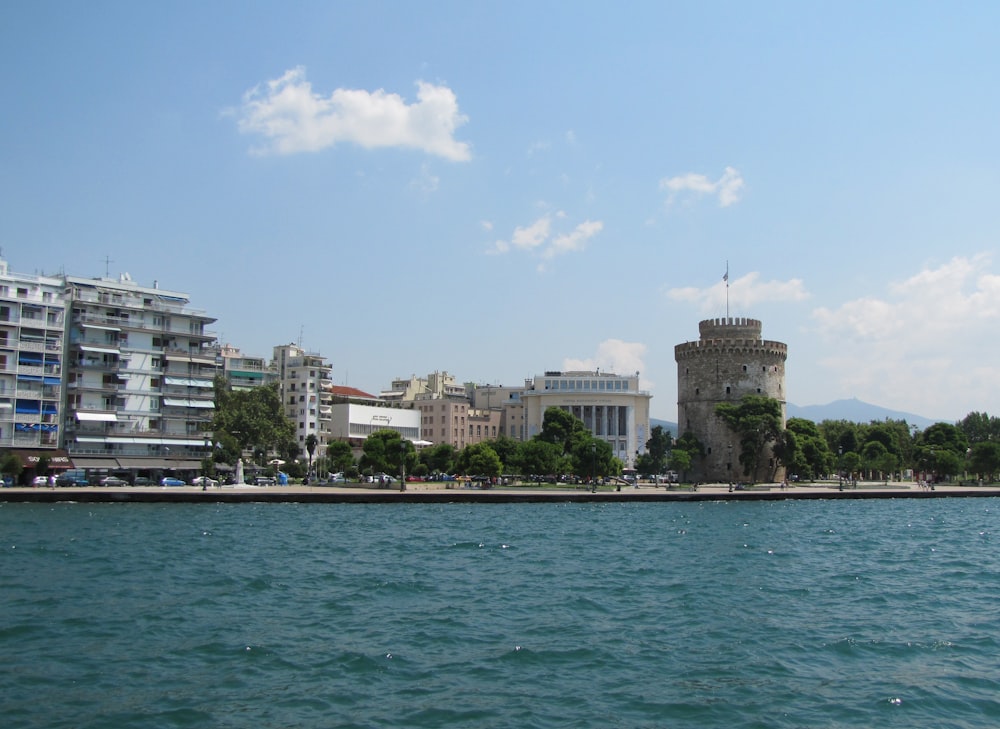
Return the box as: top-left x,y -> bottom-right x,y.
521,370 -> 652,468
0,258 -> 67,467
62,273 -> 218,477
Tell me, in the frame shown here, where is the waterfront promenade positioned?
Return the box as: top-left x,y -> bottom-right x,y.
3,480 -> 999,504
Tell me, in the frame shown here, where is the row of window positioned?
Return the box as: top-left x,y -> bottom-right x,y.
543,379 -> 630,391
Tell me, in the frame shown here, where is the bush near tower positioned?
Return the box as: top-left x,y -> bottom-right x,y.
715,395 -> 793,483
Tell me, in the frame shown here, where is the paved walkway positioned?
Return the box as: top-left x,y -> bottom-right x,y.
3,480 -> 999,503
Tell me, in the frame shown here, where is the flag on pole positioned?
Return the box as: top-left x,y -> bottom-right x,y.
723,271 -> 728,282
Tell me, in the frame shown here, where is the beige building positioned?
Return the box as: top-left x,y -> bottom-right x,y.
520,370 -> 652,468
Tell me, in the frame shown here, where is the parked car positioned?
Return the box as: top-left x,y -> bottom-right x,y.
191,476 -> 219,488
254,476 -> 276,486
99,476 -> 128,487
133,477 -> 153,486
32,475 -> 51,487
160,477 -> 186,487
56,471 -> 90,487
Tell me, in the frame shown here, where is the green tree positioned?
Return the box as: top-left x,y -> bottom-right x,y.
456,442 -> 503,478
0,452 -> 23,485
786,418 -> 832,480
643,425 -> 673,475
669,449 -> 692,482
957,411 -> 1000,444
486,434 -> 521,473
569,438 -> 613,481
715,395 -> 784,482
537,407 -> 587,452
420,443 -> 457,476
304,434 -> 318,479
325,440 -> 355,474
819,420 -> 860,458
212,379 -> 295,465
359,429 -> 406,476
513,439 -> 563,479
968,441 -> 1000,482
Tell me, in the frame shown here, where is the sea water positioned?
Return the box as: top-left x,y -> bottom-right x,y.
1,499 -> 999,728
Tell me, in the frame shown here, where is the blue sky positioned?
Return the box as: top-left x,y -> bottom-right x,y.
3,1 -> 999,423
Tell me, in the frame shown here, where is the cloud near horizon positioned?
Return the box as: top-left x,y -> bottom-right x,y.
660,166 -> 745,207
811,254 -> 1000,419
237,67 -> 471,161
564,339 -> 651,391
667,271 -> 809,311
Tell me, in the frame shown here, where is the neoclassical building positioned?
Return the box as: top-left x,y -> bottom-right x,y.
521,370 -> 651,468
675,318 -> 787,482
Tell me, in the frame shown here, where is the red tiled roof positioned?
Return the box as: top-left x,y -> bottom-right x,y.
329,384 -> 379,399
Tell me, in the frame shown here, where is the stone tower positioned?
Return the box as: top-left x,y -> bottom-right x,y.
674,318 -> 788,482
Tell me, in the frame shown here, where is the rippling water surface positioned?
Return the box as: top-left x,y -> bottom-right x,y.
2,499 -> 999,728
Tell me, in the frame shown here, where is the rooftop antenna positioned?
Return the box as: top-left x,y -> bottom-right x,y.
104,255 -> 114,278
298,325 -> 304,349
724,260 -> 729,319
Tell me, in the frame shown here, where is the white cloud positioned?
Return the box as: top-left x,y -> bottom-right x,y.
542,220 -> 603,260
511,216 -> 551,250
667,271 -> 808,311
487,213 -> 603,265
811,254 -> 1000,419
660,166 -> 745,207
237,67 -> 471,161
564,339 -> 651,390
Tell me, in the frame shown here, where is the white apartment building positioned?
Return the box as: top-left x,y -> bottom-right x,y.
62,273 -> 218,476
219,343 -> 274,391
0,258 -> 68,471
271,343 -> 333,456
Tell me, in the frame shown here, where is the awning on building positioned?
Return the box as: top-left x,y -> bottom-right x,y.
5,449 -> 74,469
76,412 -> 118,422
162,398 -> 215,409
165,352 -> 216,365
70,457 -> 121,469
165,377 -> 214,388
81,323 -> 121,332
79,345 -> 119,355
116,458 -> 173,469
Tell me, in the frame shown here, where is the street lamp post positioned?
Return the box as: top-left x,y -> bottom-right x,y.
400,440 -> 406,492
838,446 -> 843,491
591,442 -> 597,493
727,442 -> 733,491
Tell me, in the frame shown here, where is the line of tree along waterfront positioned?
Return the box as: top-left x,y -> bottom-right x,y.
202,388 -> 1000,486
7,386 -> 997,487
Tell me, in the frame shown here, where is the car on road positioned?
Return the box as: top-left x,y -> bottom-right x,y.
254,476 -> 276,486
32,475 -> 51,487
133,477 -> 153,486
56,471 -> 90,487
99,476 -> 129,487
191,476 -> 219,488
160,477 -> 186,487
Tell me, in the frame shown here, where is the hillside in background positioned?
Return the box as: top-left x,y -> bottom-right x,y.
651,398 -> 947,438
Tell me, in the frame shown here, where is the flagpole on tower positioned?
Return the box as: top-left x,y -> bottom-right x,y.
724,261 -> 729,319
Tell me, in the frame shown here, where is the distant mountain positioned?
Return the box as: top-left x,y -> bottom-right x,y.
786,398 -> 943,428
651,399 -> 944,436
650,418 -> 678,437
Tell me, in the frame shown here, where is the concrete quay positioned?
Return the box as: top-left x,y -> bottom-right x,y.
3,481 -> 1000,504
